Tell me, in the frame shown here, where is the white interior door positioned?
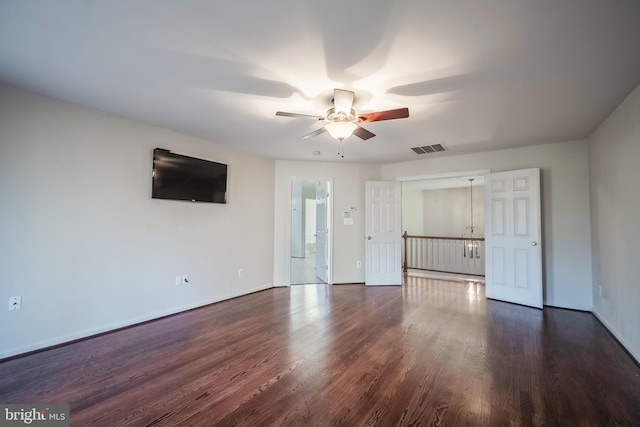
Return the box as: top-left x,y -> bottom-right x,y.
485,168 -> 543,308
365,181 -> 402,286
315,181 -> 328,284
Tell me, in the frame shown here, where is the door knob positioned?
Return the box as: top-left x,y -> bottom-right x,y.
531,241 -> 537,246
366,236 -> 372,240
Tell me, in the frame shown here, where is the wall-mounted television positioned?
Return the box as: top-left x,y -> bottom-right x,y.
152,148 -> 227,203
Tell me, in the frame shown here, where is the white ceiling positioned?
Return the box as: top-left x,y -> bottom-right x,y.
1,1 -> 639,164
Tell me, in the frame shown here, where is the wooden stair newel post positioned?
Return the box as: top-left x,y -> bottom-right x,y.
403,231 -> 408,273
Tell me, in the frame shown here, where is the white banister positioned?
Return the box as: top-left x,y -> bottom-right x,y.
402,233 -> 485,276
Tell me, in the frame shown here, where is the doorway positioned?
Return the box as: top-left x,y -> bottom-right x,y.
290,180 -> 331,285
399,170 -> 490,282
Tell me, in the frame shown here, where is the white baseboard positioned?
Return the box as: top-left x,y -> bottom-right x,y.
543,302 -> 593,312
1,284 -> 273,360
592,310 -> 640,365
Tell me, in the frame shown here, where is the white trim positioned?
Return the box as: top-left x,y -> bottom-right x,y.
543,302 -> 592,311
0,284 -> 274,360
396,169 -> 492,182
285,179 -> 292,286
327,181 -> 334,285
592,310 -> 639,365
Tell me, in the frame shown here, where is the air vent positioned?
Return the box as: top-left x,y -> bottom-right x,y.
421,145 -> 436,153
411,144 -> 447,154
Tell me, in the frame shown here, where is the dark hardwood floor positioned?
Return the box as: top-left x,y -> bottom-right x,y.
2,276 -> 640,426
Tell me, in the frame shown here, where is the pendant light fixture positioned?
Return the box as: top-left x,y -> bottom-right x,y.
463,178 -> 480,259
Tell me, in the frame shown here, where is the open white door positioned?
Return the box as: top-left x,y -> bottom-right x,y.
315,181 -> 328,284
485,168 -> 543,308
365,181 -> 402,286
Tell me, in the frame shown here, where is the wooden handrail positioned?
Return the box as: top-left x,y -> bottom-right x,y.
403,235 -> 485,241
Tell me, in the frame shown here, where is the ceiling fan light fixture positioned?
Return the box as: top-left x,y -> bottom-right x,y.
325,121 -> 358,141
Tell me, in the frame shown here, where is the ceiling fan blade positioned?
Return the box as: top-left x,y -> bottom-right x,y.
353,126 -> 376,140
358,107 -> 409,122
303,127 -> 327,139
276,111 -> 324,120
333,89 -> 354,115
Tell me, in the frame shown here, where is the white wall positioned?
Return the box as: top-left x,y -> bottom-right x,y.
274,161 -> 380,286
422,186 -> 485,237
401,186 -> 424,235
589,83 -> 640,362
0,85 -> 275,358
382,140 -> 593,310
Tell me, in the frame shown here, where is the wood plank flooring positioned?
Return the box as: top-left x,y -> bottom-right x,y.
2,276 -> 640,426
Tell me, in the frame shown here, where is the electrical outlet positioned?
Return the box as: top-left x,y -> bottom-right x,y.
181,275 -> 189,285
238,269 -> 244,278
176,276 -> 182,286
9,296 -> 21,311
356,260 -> 362,268
598,285 -> 602,296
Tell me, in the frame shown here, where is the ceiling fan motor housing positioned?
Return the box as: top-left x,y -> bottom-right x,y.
326,107 -> 358,123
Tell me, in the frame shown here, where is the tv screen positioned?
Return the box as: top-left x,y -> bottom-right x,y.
152,148 -> 227,203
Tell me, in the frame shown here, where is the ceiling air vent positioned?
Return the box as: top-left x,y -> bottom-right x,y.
411,144 -> 447,154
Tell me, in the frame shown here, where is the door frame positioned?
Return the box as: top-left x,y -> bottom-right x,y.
287,178 -> 333,286
396,169 -> 492,183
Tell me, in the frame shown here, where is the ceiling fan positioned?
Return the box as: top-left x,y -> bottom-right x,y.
276,89 -> 409,146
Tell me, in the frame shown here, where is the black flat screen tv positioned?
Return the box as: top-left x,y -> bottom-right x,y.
152,148 -> 227,203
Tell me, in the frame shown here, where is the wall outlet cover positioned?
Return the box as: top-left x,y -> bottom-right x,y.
9,296 -> 21,311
